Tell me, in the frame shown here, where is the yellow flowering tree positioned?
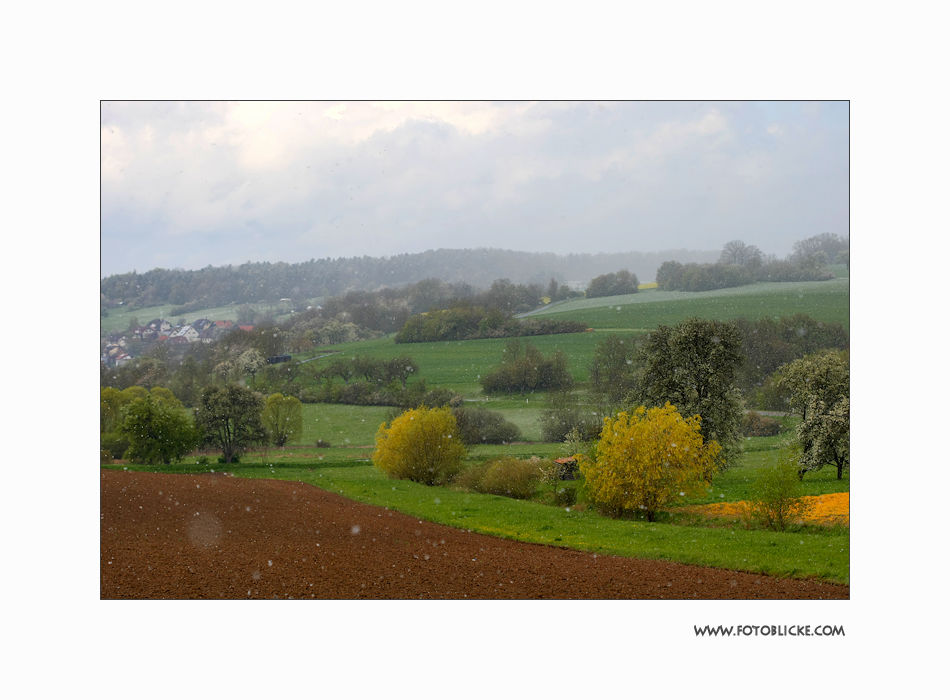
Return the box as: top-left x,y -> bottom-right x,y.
373,406 -> 466,485
578,403 -> 721,521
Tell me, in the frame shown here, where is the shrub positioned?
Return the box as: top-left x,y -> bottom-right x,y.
453,461 -> 492,491
372,406 -> 466,485
100,432 -> 130,460
554,485 -> 577,507
539,395 -> 603,442
742,411 -> 782,437
418,387 -> 459,408
475,457 -> 542,499
480,339 -> 574,394
751,373 -> 790,412
744,460 -> 813,531
578,404 -> 721,521
315,439 -> 332,448
452,406 -> 521,444
539,458 -> 577,505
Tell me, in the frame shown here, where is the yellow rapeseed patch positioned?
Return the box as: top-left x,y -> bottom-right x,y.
688,492 -> 849,526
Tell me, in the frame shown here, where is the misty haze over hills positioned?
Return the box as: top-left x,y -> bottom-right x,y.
99,247 -> 720,308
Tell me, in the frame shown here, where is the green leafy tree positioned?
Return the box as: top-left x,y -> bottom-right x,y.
148,386 -> 184,409
586,269 -> 639,298
636,318 -> 744,466
261,393 -> 304,447
195,384 -> 266,463
100,387 -> 125,434
120,394 -> 198,464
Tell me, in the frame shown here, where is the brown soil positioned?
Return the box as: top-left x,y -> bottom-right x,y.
100,470 -> 848,600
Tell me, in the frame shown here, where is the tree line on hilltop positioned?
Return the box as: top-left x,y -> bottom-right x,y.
100,247 -> 719,312
657,234 -> 848,292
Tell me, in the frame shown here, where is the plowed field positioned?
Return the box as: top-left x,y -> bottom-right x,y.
100,470 -> 848,599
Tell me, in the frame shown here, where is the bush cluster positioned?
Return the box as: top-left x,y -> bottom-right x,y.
480,340 -> 574,394
656,259 -> 832,292
735,314 -> 849,398
100,432 -> 130,460
458,457 -> 544,499
301,378 -> 459,409
539,399 -> 604,443
395,305 -> 587,343
742,411 -> 782,437
451,406 -> 521,444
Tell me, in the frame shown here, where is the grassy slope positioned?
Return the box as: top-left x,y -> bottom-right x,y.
301,333 -> 605,397
525,277 -> 849,330
295,277 -> 849,398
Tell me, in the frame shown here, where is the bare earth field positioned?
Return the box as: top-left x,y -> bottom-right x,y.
100,470 -> 849,600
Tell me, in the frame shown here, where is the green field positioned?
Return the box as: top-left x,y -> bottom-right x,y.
301,332 -> 606,396
524,277 -> 849,330
293,276 -> 849,399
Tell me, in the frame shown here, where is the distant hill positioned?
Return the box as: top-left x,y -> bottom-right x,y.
100,247 -> 718,310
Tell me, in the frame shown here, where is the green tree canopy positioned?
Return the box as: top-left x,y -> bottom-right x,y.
195,384 -> 266,463
586,269 -> 639,298
261,393 -> 304,447
635,318 -> 744,466
120,394 -> 197,465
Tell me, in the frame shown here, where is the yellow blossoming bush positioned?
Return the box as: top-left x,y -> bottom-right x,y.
372,406 -> 466,485
578,403 -> 721,521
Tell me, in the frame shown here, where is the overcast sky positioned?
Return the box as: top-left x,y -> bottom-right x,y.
100,100 -> 848,277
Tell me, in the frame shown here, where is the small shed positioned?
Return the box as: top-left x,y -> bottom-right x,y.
554,457 -> 579,480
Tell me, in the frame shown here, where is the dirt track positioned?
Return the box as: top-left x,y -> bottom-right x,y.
100,470 -> 848,600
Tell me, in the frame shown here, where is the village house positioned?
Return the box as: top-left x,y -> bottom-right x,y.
168,324 -> 199,343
